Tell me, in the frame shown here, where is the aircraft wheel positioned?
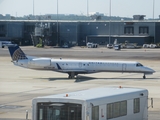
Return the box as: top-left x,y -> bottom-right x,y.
70,75 -> 75,79
70,72 -> 75,79
68,72 -> 75,79
68,75 -> 71,79
68,73 -> 71,79
143,75 -> 146,79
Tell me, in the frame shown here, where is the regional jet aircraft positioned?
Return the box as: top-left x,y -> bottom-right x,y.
8,45 -> 155,79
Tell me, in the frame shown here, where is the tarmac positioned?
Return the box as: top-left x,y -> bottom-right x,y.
0,46 -> 160,120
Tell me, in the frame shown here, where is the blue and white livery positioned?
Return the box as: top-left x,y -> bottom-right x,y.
8,45 -> 155,79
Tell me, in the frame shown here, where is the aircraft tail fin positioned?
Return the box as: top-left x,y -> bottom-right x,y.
8,45 -> 28,61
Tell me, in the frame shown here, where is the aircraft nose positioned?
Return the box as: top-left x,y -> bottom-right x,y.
151,69 -> 155,73
145,67 -> 155,73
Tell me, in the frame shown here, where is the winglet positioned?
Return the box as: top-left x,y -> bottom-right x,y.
8,45 -> 28,61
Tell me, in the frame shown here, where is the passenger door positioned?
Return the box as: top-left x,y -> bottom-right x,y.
122,64 -> 127,72
79,62 -> 82,68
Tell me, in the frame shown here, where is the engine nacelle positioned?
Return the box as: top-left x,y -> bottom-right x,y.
29,58 -> 51,67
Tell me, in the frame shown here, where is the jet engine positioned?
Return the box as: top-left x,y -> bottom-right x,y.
29,58 -> 51,67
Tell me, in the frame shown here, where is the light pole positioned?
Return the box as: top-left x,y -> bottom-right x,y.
33,0 -> 34,16
109,0 -> 111,44
57,0 -> 59,46
87,0 -> 89,16
153,0 -> 155,43
153,0 -> 155,19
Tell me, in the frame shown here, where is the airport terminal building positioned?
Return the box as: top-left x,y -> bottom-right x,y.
0,19 -> 160,46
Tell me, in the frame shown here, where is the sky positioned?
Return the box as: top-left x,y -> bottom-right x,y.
0,0 -> 159,18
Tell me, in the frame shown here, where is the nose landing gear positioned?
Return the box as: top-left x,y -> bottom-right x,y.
143,74 -> 146,79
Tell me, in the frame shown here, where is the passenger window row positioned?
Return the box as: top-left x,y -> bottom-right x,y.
92,98 -> 140,120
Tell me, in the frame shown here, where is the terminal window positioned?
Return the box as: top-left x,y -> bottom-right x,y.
0,25 -> 5,32
139,27 -> 149,34
124,27 -> 134,34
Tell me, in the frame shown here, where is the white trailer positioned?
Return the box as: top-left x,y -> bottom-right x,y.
32,87 -> 148,120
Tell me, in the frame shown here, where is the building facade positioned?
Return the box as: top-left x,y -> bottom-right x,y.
0,20 -> 160,46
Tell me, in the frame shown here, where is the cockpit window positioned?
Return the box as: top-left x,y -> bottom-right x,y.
136,63 -> 143,67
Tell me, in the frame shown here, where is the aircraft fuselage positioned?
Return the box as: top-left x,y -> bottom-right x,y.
14,58 -> 155,79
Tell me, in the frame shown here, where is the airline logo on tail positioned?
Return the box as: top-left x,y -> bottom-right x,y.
8,45 -> 28,61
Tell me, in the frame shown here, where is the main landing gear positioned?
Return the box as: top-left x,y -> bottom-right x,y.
143,74 -> 146,79
68,72 -> 78,79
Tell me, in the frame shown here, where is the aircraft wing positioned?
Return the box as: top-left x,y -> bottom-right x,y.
57,69 -> 87,73
56,69 -> 96,74
55,63 -> 96,73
